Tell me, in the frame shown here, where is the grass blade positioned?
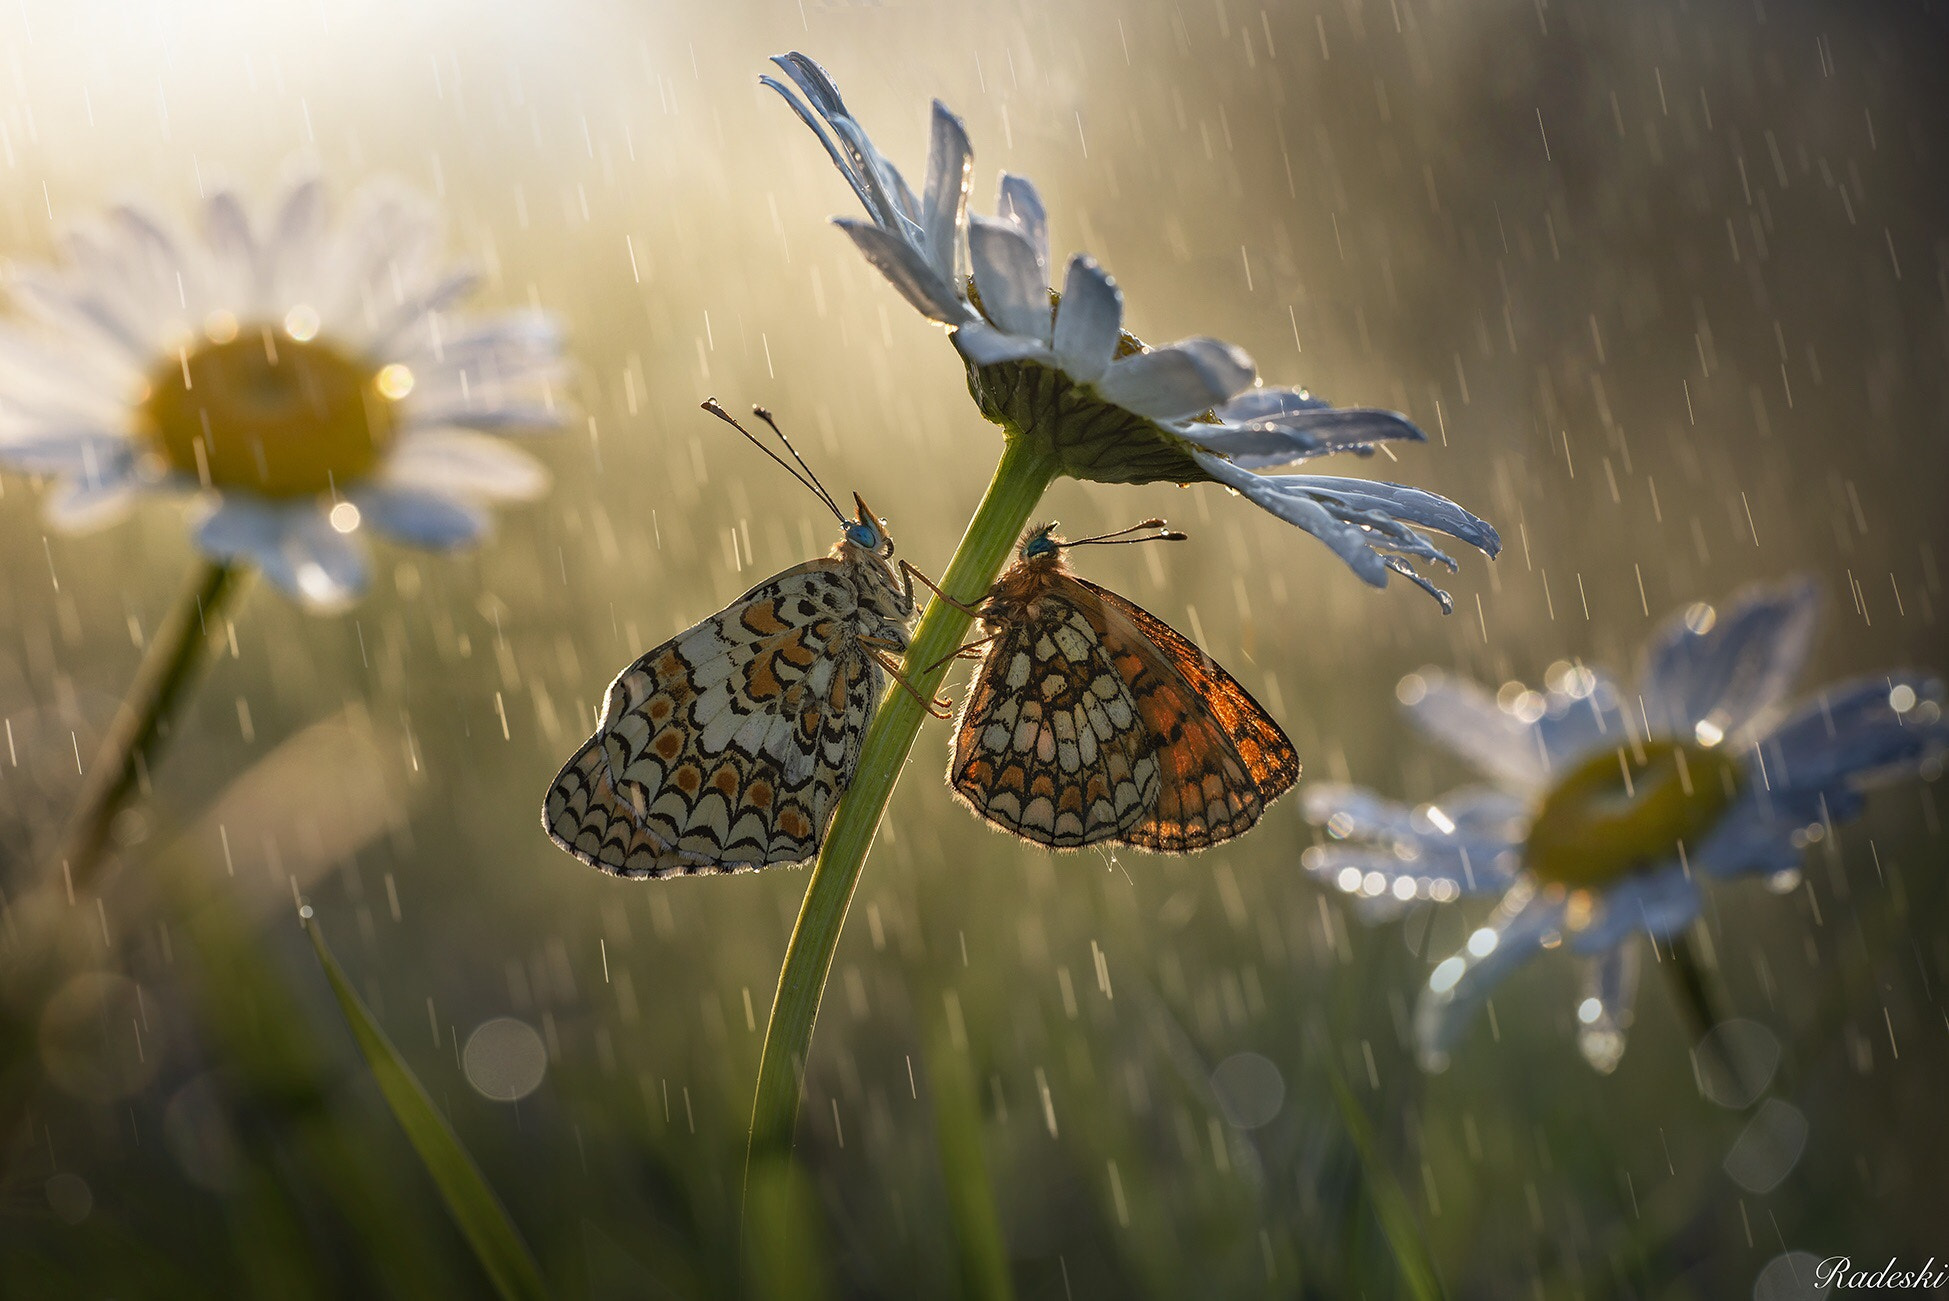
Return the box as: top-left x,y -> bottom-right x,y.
305,912 -> 549,1301
1323,1058 -> 1444,1301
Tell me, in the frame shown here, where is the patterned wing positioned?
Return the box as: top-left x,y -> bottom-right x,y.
1076,577 -> 1300,853
948,585 -> 1162,848
543,561 -> 881,877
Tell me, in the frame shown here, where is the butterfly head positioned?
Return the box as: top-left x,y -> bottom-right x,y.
1019,519 -> 1185,567
844,493 -> 895,559
1021,522 -> 1065,562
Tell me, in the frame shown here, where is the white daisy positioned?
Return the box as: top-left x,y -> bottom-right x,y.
0,176 -> 566,610
1303,580 -> 1947,1072
765,51 -> 1499,609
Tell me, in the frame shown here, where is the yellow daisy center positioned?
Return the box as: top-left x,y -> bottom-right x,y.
141,322 -> 412,497
1527,740 -> 1742,889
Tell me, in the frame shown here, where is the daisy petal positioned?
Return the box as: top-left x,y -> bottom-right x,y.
351,484 -> 490,550
1396,668 -> 1550,791
919,103 -> 972,280
1570,866 -> 1701,952
383,429 -> 549,501
764,54 -> 912,234
267,177 -> 330,306
1050,256 -> 1121,383
202,189 -> 261,312
952,321 -> 1047,368
195,497 -> 368,611
1415,885 -> 1567,1072
1286,477 -> 1502,555
0,427 -> 135,476
968,215 -> 1050,343
833,219 -> 970,324
1575,941 -> 1640,1074
1188,405 -> 1426,469
1194,453 -> 1388,585
995,173 -> 1048,278
1098,337 -> 1255,419
1639,578 -> 1818,745
45,453 -> 143,532
365,268 -> 484,355
1762,673 -> 1947,796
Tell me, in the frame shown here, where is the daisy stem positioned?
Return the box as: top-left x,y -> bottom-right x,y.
744,434 -> 1059,1192
1667,927 -> 1752,1103
57,559 -> 244,894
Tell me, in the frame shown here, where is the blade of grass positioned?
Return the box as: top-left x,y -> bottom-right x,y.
1322,1056 -> 1445,1301
304,911 -> 549,1301
923,1008 -> 1014,1301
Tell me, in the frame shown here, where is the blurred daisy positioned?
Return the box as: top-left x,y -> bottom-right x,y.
1302,580 -> 1947,1072
0,176 -> 564,609
764,52 -> 1498,609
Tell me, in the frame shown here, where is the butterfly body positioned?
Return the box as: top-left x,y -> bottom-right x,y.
949,525 -> 1299,853
545,460 -> 916,877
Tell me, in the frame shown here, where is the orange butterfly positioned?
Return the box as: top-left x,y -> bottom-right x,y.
943,522 -> 1299,852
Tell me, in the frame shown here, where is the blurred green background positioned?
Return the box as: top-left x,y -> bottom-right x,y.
1,0 -> 1945,1296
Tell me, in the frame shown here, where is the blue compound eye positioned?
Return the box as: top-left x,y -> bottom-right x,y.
1023,528 -> 1058,558
845,521 -> 880,549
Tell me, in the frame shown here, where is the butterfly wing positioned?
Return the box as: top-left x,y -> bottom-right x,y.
543,560 -> 881,877
1075,577 -> 1300,852
948,579 -> 1162,848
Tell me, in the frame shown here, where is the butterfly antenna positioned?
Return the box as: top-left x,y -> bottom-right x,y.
753,405 -> 848,523
1069,518 -> 1189,547
700,399 -> 845,523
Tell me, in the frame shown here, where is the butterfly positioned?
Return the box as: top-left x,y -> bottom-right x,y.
543,401 -> 946,878
942,522 -> 1300,853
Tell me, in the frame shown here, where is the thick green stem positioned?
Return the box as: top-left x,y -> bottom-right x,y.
745,434 -> 1059,1182
57,559 -> 243,893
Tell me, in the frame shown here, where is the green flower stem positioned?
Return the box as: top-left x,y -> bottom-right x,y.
1666,926 -> 1772,1108
745,433 -> 1059,1181
58,559 -> 243,893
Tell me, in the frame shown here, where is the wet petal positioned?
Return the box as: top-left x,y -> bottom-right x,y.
364,268 -> 483,356
1415,885 -> 1567,1072
833,219 -> 970,325
952,320 -> 1047,368
44,450 -> 145,533
1396,669 -> 1550,791
383,429 -> 549,501
1570,866 -> 1700,951
266,176 -> 330,307
1098,338 -> 1254,419
351,483 -> 490,550
994,174 -> 1048,279
1285,476 -> 1502,556
194,497 -> 369,611
1639,578 -> 1818,745
919,105 -> 973,279
764,53 -> 915,236
201,188 -> 262,312
968,215 -> 1050,343
1187,404 -> 1426,469
1050,256 -> 1120,383
1574,941 -> 1640,1074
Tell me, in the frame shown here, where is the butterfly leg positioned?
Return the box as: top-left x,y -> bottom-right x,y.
899,560 -> 983,617
920,631 -> 1001,676
868,649 -> 956,719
